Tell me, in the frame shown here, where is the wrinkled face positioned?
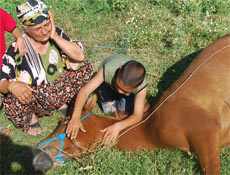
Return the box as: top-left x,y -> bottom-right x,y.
115,72 -> 135,95
26,19 -> 51,43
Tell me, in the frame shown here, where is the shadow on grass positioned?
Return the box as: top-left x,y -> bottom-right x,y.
147,49 -> 202,106
0,135 -> 44,175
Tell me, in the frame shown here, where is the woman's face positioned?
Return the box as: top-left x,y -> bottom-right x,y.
26,19 -> 51,43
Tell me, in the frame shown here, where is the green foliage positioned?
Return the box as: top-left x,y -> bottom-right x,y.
1,0 -> 230,174
150,0 -> 229,16
107,0 -> 131,16
120,0 -> 230,59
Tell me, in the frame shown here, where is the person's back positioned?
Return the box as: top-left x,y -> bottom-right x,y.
66,54 -> 148,145
98,54 -> 147,113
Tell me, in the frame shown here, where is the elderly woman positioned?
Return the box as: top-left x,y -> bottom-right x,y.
0,0 -> 93,136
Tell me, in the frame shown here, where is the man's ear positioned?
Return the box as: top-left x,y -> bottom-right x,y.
117,66 -> 122,80
118,66 -> 123,75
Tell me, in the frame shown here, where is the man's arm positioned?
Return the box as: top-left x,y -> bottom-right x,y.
66,68 -> 104,139
11,27 -> 26,56
119,87 -> 147,129
48,11 -> 84,62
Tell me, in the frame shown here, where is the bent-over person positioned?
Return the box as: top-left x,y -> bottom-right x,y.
66,54 -> 148,145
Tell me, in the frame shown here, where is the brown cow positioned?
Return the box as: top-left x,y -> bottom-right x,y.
30,34 -> 230,174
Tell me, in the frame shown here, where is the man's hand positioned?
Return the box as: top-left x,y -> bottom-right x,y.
14,37 -> 26,56
8,82 -> 33,104
100,123 -> 122,145
48,11 -> 57,40
66,118 -> 86,140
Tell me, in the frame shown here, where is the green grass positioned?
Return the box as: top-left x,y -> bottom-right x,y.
1,0 -> 230,174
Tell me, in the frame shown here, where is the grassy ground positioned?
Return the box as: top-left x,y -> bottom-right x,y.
0,0 -> 230,174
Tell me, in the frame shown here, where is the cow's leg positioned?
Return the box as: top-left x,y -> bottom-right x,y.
189,118 -> 221,174
193,142 -> 220,174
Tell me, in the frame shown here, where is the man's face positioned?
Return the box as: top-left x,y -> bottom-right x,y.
27,19 -> 51,43
115,73 -> 135,95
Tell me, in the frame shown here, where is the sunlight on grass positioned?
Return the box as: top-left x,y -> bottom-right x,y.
1,0 -> 230,174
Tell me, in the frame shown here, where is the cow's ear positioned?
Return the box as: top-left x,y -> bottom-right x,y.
84,94 -> 98,111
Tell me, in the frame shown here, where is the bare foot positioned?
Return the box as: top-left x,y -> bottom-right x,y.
58,103 -> 68,111
114,102 -> 150,120
28,114 -> 42,136
0,127 -> 10,137
114,110 -> 129,120
58,103 -> 68,115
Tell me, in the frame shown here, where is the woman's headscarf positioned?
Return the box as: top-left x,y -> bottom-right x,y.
16,0 -> 49,26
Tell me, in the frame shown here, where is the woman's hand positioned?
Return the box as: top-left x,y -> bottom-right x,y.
66,118 -> 86,139
100,123 -> 122,145
8,81 -> 33,104
48,11 -> 57,40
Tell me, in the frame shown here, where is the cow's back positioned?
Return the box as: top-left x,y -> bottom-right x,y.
150,34 -> 230,149
179,34 -> 230,116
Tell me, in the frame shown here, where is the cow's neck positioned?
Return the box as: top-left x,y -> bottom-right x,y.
94,114 -> 156,151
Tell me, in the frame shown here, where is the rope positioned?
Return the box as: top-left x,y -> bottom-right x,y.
39,44 -> 230,160
60,44 -> 230,159
116,44 -> 230,140
86,38 -> 128,65
37,113 -> 93,162
87,38 -> 128,53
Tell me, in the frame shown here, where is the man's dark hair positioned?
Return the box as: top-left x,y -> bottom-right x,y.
119,60 -> 146,88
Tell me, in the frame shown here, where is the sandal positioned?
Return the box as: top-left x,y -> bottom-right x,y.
28,122 -> 42,136
29,122 -> 41,128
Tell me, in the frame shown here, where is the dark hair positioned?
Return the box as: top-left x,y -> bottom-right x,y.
119,60 -> 146,88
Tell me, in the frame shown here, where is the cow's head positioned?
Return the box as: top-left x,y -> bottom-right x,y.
29,94 -> 104,171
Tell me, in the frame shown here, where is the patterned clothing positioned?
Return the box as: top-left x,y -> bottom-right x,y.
0,26 -> 83,86
3,60 -> 93,132
16,0 -> 49,26
0,26 -> 93,132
